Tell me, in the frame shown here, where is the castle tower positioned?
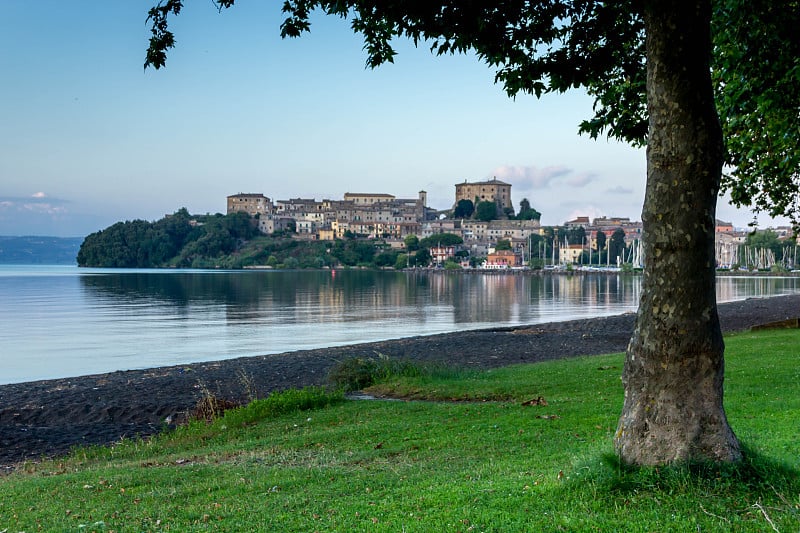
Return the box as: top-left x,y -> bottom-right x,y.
454,177 -> 512,213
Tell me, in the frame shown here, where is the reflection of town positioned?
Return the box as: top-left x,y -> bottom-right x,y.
81,271 -> 797,333
716,275 -> 799,302
407,272 -> 643,324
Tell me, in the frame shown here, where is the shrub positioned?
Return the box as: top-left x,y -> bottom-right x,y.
327,355 -> 461,391
327,357 -> 379,391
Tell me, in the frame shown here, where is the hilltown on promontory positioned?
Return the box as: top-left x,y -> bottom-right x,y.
226,178 -> 798,271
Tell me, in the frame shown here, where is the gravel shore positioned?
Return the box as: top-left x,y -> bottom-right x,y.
2,293 -> 798,469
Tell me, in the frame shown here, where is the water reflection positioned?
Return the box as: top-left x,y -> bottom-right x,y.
78,270 -> 639,332
2,268 -> 795,384
78,271 -> 799,328
716,275 -> 800,302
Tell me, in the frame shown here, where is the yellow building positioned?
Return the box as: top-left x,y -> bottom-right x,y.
559,244 -> 585,264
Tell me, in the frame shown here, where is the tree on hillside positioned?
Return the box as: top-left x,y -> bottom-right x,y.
453,199 -> 475,219
517,198 -> 542,221
144,1 -> 799,465
474,200 -> 498,222
403,234 -> 420,252
495,239 -> 512,251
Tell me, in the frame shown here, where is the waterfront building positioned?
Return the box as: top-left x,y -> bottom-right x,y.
430,245 -> 458,265
485,249 -> 522,269
559,244 -> 585,264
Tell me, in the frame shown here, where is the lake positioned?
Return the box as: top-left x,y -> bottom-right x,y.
1,265 -> 798,385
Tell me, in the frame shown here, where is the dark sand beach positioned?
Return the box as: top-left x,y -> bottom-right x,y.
2,294 -> 798,470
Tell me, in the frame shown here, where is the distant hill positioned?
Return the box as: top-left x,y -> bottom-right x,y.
0,236 -> 83,265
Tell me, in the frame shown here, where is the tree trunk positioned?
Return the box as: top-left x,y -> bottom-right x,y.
614,1 -> 742,465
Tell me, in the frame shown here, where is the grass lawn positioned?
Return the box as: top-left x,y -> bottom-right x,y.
1,329 -> 798,531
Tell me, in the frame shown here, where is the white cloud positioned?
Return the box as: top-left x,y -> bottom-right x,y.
566,206 -> 605,223
0,195 -> 69,218
31,191 -> 47,198
490,165 -> 572,189
0,195 -> 102,236
606,185 -> 634,194
22,202 -> 67,215
566,173 -> 597,188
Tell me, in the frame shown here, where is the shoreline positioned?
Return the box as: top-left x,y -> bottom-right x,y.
2,293 -> 799,469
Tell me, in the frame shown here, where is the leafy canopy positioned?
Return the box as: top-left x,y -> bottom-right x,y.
475,200 -> 498,222
517,198 -> 542,221
495,239 -> 512,251
146,0 -> 799,227
453,199 -> 474,219
711,0 -> 800,225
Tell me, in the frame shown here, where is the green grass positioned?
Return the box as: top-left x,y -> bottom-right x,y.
2,330 -> 799,531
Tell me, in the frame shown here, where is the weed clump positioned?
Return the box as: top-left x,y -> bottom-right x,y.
327,357 -> 380,391
191,384 -> 241,422
327,353 -> 461,392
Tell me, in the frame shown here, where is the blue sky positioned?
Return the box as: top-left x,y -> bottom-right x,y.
0,2 -> 784,237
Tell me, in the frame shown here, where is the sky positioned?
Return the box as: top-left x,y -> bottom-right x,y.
0,2 -> 789,237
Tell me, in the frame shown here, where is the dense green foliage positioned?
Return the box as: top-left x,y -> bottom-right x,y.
474,200 -> 498,222
452,197 -> 541,223
403,234 -> 419,251
608,228 -> 627,262
76,209 -> 258,268
516,198 -> 541,221
2,329 -> 798,530
452,199 -> 474,219
595,230 -> 607,251
744,230 -> 784,259
495,239 -> 512,251
712,0 -> 800,225
738,230 -> 799,270
563,226 -> 586,246
76,210 -> 474,269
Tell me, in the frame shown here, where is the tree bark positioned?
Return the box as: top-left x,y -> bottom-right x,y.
614,1 -> 742,465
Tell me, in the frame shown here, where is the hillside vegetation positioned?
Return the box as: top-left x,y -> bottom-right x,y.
77,209 -> 257,268
77,209 -> 463,269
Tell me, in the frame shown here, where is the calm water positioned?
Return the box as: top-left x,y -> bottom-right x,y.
1,265 -> 798,384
